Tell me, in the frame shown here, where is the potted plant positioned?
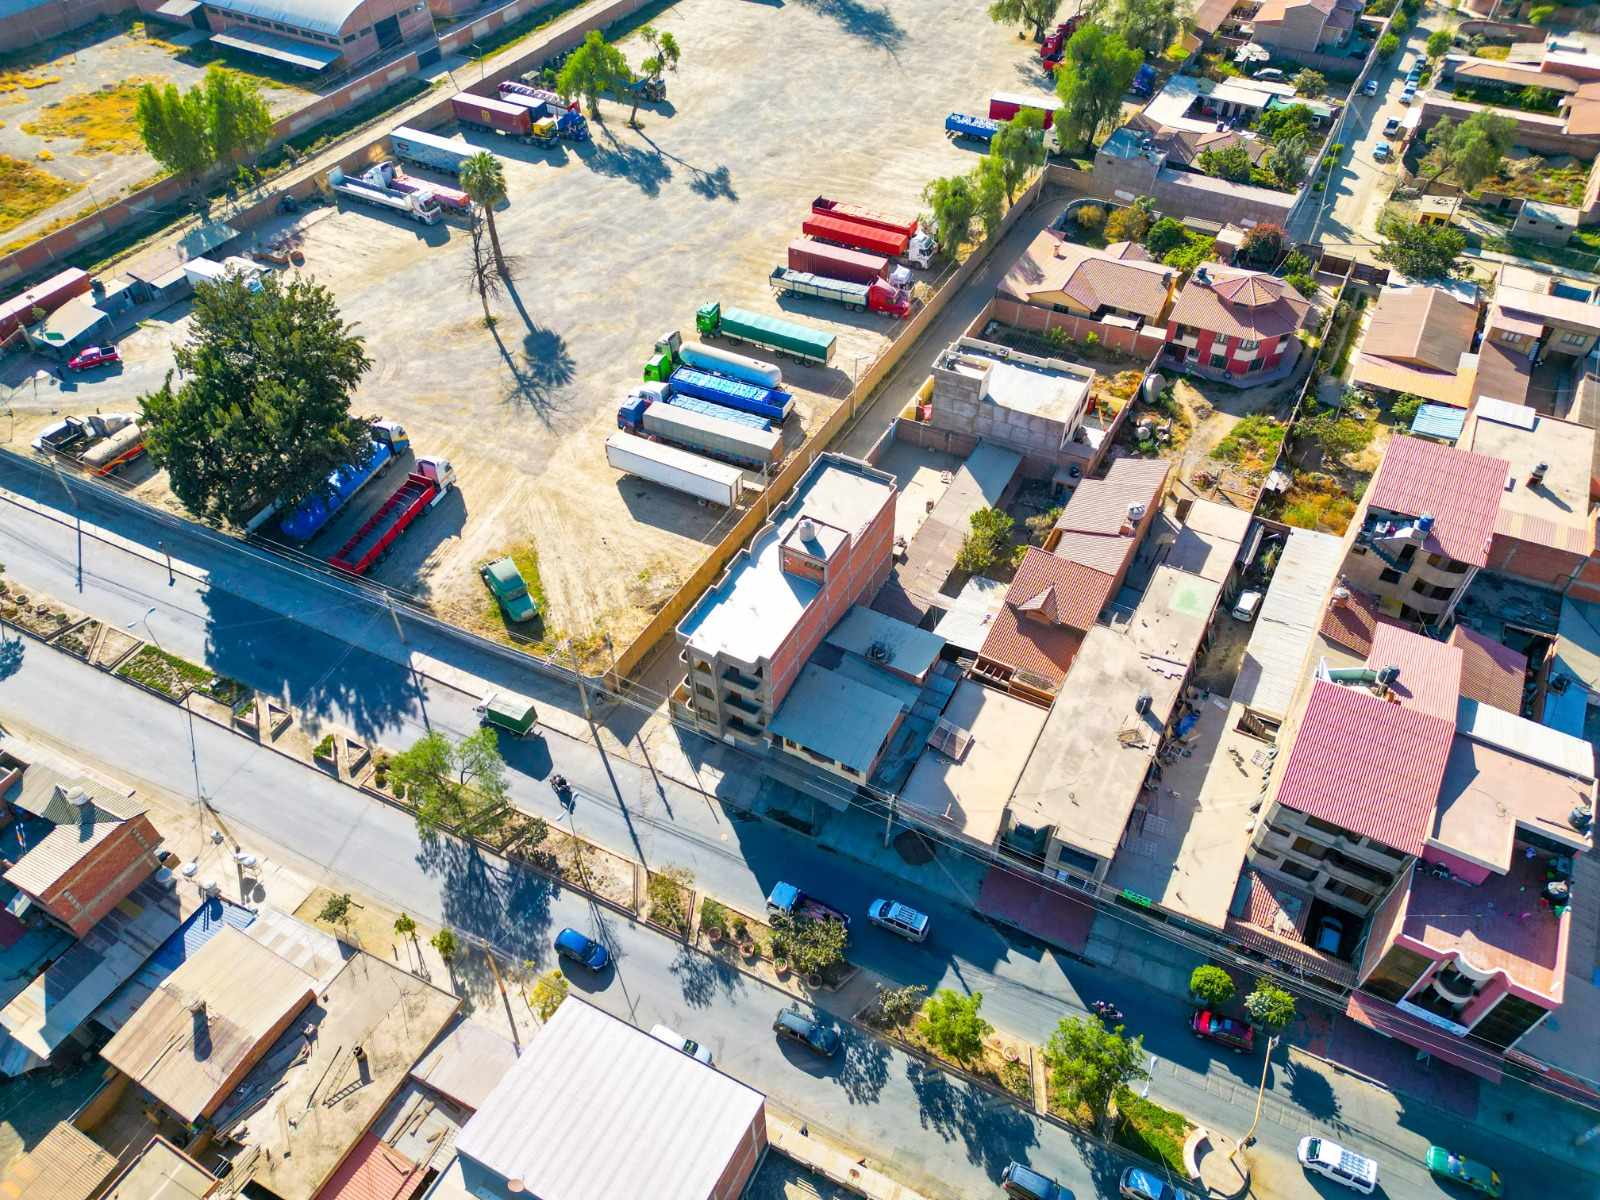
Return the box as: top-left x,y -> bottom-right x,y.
773,954 -> 791,978
733,917 -> 751,950
700,899 -> 727,946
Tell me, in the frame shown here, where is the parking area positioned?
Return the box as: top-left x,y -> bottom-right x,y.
0,14 -> 316,240
18,0 -> 1036,653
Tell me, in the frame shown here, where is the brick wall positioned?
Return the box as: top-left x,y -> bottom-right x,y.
989,296 -> 1167,359
0,0 -> 128,53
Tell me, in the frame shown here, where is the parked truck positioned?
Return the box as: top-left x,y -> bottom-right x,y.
327,166 -> 441,225
617,393 -> 781,469
787,238 -> 889,286
643,330 -> 783,389
668,367 -> 793,423
945,112 -> 1001,143
497,82 -> 591,140
631,380 -> 774,431
767,882 -> 850,927
31,413 -> 144,476
328,457 -> 456,576
989,90 -> 1063,129
800,213 -> 932,268
697,302 -> 836,368
770,267 -> 911,318
451,91 -> 533,137
1039,16 -> 1084,70
365,160 -> 470,213
808,199 -> 936,265
606,431 -> 744,507
277,421 -> 410,543
390,126 -> 480,175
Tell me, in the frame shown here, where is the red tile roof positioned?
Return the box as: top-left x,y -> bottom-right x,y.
317,1134 -> 426,1200
1449,625 -> 1528,714
1319,586 -> 1398,656
1167,267 -> 1312,343
1366,623 -> 1463,721
977,547 -> 1109,689
1365,435 -> 1509,568
1273,680 -> 1454,855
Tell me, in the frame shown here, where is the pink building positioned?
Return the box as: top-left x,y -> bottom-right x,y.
1165,267 -> 1311,381
672,454 -> 897,765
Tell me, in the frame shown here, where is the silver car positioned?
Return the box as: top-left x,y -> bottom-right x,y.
868,899 -> 930,942
650,1023 -> 713,1065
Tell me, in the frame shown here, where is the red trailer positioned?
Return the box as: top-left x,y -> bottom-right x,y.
329,458 -> 455,576
450,92 -> 532,137
799,214 -> 907,259
811,197 -> 917,238
988,91 -> 1063,129
0,268 -> 91,342
787,239 -> 889,287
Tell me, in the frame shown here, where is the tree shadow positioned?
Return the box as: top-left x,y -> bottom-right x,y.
0,638 -> 22,681
631,128 -> 737,202
1285,1055 -> 1344,1124
415,833 -> 554,971
835,1025 -> 891,1105
790,0 -> 905,55
576,127 -> 673,197
486,319 -> 575,422
669,943 -> 744,1008
903,1058 -> 1038,1175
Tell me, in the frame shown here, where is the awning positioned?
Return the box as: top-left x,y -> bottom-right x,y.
155,0 -> 201,15
209,28 -> 340,70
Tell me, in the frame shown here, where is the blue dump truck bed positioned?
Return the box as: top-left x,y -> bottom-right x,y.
278,439 -> 393,542
945,112 -> 1001,141
669,367 -> 794,423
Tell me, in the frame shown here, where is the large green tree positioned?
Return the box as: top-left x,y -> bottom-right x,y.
390,728 -> 511,837
1424,110 -> 1515,192
1267,132 -> 1312,188
988,109 -> 1048,203
139,275 -> 371,527
1197,142 -> 1253,182
1054,28 -> 1143,151
921,989 -> 992,1064
1376,212 -> 1466,279
558,30 -> 628,117
987,0 -> 1062,41
459,151 -> 509,276
971,157 -> 1008,240
202,66 -> 272,166
1045,1015 -> 1149,1134
922,173 -> 979,259
134,81 -> 211,183
1095,0 -> 1185,55
629,24 -> 681,126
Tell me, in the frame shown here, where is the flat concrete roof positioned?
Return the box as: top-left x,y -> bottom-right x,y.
824,605 -> 944,680
769,662 -> 907,775
899,679 -> 1050,845
930,575 -> 1010,654
1231,528 -> 1346,721
679,455 -> 895,665
1163,499 -> 1251,584
935,339 -> 1094,426
214,952 -> 460,1200
409,1020 -> 517,1113
99,1138 -> 215,1200
1467,407 -> 1592,558
1433,735 -> 1593,873
1011,566 -> 1221,862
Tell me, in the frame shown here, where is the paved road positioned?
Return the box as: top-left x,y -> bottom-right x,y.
3,520 -> 1593,1198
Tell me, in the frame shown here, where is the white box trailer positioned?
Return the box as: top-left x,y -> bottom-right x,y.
390,125 -> 477,175
606,431 -> 744,507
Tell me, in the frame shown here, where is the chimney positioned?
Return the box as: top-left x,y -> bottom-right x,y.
1530,461 -> 1549,487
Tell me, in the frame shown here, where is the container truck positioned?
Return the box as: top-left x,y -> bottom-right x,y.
767,882 -> 850,927
628,381 -> 774,431
31,413 -> 145,476
945,112 -> 1001,143
617,395 -> 781,469
770,267 -> 911,319
989,91 -> 1063,129
496,82 -> 591,140
669,367 -> 793,423
697,302 -> 836,368
367,161 -> 471,213
277,421 -> 410,543
450,91 -> 532,137
809,199 -> 936,265
328,457 -> 456,576
643,330 -> 783,389
787,238 -> 888,286
1039,16 -> 1083,70
606,431 -> 744,507
390,126 -> 479,175
328,166 -> 441,225
800,214 -> 910,262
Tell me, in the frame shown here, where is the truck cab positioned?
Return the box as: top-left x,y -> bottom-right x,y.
767,882 -> 850,927
480,556 -> 539,622
371,420 -> 410,452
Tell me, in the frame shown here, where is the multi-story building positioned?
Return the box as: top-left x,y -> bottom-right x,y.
1349,284 -> 1480,410
154,0 -> 433,73
1164,267 -> 1312,382
672,454 -> 897,751
1251,0 -> 1363,54
1340,434 -> 1509,628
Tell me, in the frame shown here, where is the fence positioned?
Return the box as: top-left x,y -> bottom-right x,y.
605,170 -> 1051,683
987,296 -> 1168,359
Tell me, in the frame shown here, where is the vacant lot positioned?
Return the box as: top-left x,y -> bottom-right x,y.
33,0 -> 1036,656
0,15 -> 315,243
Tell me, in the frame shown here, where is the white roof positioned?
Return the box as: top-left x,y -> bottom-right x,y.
1231,528 -> 1346,720
1457,697 -> 1596,782
455,999 -> 764,1200
1475,395 -> 1537,430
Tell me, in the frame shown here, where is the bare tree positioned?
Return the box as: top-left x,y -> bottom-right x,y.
461,207 -> 522,322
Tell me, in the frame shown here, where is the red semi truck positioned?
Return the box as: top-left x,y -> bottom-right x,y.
988,90 -> 1064,129
1039,16 -> 1084,71
787,238 -> 888,286
811,196 -> 917,238
329,457 -> 456,576
800,212 -> 935,268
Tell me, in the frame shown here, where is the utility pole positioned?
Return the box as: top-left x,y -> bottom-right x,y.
566,639 -> 592,722
386,591 -> 407,644
1235,1032 -> 1279,1159
50,460 -> 83,591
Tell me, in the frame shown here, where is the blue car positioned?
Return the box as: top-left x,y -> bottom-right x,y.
1120,1166 -> 1178,1200
554,927 -> 610,971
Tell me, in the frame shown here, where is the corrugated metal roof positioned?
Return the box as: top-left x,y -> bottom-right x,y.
1274,680 -> 1453,855
208,0 -> 361,35
1366,435 -> 1508,568
1450,625 -> 1528,714
316,1133 -> 425,1200
455,999 -> 764,1200
0,1122 -> 117,1200
824,605 -> 944,680
208,28 -> 341,68
769,662 -> 907,775
1232,528 -> 1346,719
1457,697 -> 1596,782
1365,624 -> 1462,721
410,1020 -> 517,1111
1410,403 -> 1466,443
1056,457 -> 1169,537
3,820 -> 121,898
94,897 -> 256,1032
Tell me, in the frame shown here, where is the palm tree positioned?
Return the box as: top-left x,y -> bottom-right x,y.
459,151 -> 508,277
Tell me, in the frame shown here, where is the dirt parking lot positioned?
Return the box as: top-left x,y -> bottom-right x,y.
0,14 -> 316,241
21,0 -> 1040,656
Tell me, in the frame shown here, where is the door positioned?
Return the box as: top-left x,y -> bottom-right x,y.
374,13 -> 400,46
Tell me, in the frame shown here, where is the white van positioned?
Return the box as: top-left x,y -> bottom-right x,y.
1297,1137 -> 1378,1194
1231,591 -> 1263,622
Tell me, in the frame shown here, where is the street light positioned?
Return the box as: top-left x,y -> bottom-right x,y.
129,607 -> 205,813
1235,1031 -> 1281,1160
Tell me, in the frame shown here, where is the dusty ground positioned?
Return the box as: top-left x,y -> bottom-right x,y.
0,14 -> 315,242
14,0 -> 1040,655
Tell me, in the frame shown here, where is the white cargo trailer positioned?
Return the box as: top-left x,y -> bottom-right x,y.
606,432 -> 744,506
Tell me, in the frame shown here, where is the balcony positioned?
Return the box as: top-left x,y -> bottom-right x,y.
721,665 -> 762,693
722,691 -> 763,718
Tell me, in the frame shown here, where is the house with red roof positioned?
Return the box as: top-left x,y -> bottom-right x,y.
1164,266 -> 1312,383
1340,435 -> 1510,629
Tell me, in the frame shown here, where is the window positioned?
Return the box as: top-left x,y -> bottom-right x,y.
695,685 -> 715,702
1239,338 -> 1260,350
1279,859 -> 1318,882
1325,880 -> 1375,906
1210,353 -> 1229,369
1396,543 -> 1416,566
1469,993 -> 1548,1051
1379,567 -> 1402,584
1560,331 -> 1591,348
1304,815 -> 1348,838
1248,357 -> 1264,372
1364,944 -> 1431,1002
1351,544 -> 1368,555
1498,331 -> 1528,348
1290,836 -> 1326,859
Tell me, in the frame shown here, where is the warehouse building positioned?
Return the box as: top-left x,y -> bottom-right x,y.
152,0 -> 432,72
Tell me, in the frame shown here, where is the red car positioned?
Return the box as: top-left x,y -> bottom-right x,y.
67,346 -> 119,371
1192,1010 -> 1255,1053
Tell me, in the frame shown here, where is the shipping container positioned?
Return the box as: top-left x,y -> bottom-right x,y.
0,268 -> 91,342
606,432 -> 744,507
988,90 -> 1063,128
811,197 -> 917,238
770,268 -> 911,318
496,82 -> 590,140
800,213 -> 907,259
378,161 -> 471,212
451,91 -> 533,136
390,126 -> 479,175
643,401 -> 782,468
787,238 -> 889,286
698,302 -> 836,367
668,367 -> 793,423
945,112 -> 1001,142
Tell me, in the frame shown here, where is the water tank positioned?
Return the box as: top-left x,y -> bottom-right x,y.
1142,373 -> 1165,403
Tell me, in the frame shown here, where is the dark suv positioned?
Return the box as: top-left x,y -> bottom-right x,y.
773,1007 -> 840,1057
1001,1161 -> 1073,1199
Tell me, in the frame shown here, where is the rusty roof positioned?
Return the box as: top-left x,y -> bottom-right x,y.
1366,435 -> 1509,567
999,231 -> 1176,322
1319,585 -> 1395,656
1361,286 -> 1478,373
1366,623 -> 1464,722
315,1134 -> 426,1200
977,548 -> 1110,689
1449,625 -> 1528,714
